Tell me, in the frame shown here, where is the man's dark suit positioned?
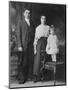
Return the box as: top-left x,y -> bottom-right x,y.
16,18 -> 35,82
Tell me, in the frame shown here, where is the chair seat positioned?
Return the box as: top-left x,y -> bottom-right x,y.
40,61 -> 64,71
46,61 -> 64,65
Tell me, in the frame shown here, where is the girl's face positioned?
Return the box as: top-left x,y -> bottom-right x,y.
50,28 -> 54,35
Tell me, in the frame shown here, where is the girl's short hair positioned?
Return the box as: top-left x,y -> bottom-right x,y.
50,25 -> 55,31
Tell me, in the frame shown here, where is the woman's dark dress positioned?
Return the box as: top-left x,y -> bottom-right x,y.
33,37 -> 47,76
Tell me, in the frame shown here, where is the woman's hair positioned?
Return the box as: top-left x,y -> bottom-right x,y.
40,14 -> 46,19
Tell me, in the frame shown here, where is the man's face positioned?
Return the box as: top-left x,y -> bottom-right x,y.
41,16 -> 46,24
24,10 -> 30,19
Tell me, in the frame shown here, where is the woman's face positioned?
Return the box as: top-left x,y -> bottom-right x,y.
40,16 -> 46,24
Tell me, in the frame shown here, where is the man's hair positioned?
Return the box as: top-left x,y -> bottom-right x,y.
23,9 -> 30,16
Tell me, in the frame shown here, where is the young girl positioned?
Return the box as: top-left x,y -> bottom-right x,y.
46,25 -> 59,62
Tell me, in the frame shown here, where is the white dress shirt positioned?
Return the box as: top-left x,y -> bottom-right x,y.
34,24 -> 50,46
25,18 -> 30,26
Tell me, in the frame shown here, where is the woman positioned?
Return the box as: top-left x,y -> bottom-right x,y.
33,15 -> 50,82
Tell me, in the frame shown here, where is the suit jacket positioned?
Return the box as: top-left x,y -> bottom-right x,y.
16,18 -> 35,51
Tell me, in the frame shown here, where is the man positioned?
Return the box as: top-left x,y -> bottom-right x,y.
17,9 -> 35,84
33,15 -> 50,82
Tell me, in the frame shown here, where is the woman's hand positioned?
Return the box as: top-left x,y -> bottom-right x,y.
34,49 -> 37,55
34,45 -> 37,55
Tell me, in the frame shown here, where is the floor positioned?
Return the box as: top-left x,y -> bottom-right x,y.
10,80 -> 65,88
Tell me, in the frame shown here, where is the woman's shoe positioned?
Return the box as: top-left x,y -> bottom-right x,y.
19,80 -> 26,84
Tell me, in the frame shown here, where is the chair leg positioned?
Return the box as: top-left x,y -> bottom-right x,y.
54,66 -> 56,85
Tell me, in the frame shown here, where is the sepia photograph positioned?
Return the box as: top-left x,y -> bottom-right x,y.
9,1 -> 66,88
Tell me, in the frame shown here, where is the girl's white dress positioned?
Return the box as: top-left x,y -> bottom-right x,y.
46,34 -> 59,54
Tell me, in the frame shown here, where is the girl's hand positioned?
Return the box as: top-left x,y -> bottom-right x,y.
46,46 -> 50,52
18,47 -> 23,51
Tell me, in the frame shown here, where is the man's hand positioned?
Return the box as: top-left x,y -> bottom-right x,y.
18,47 -> 23,51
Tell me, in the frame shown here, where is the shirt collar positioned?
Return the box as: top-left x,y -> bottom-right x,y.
25,18 -> 30,26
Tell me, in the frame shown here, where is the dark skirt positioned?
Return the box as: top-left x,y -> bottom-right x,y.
33,37 -> 47,76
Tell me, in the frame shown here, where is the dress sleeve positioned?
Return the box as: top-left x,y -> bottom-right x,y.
47,26 -> 50,37
55,35 -> 59,47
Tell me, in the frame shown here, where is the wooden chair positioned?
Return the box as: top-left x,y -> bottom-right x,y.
40,50 -> 64,85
